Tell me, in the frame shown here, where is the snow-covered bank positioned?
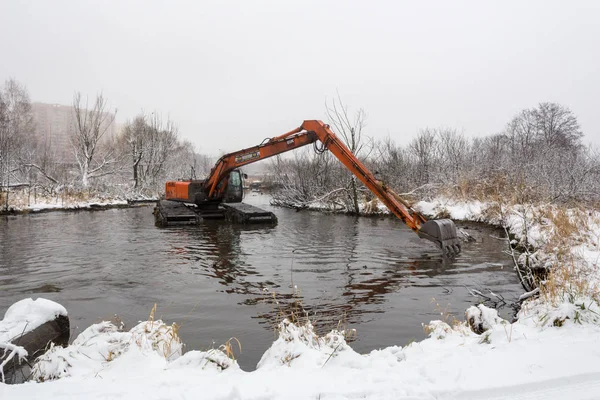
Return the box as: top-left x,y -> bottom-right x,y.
0,190 -> 157,214
3,303 -> 600,399
415,197 -> 600,291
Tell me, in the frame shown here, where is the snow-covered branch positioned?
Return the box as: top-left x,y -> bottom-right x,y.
0,342 -> 28,383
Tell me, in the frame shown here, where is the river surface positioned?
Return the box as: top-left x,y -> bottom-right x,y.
0,194 -> 522,370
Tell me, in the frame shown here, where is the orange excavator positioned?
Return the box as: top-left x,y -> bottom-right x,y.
157,120 -> 461,255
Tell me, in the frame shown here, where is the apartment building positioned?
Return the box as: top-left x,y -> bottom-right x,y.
31,102 -> 118,161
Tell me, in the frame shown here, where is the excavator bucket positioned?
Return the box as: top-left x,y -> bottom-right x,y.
418,219 -> 461,256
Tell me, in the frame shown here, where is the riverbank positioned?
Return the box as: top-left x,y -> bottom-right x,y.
2,296 -> 600,399
0,190 -> 157,215
2,196 -> 600,398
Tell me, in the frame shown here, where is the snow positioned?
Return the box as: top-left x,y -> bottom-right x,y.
2,307 -> 600,399
465,304 -> 503,334
1,189 -> 156,213
3,199 -> 600,398
0,298 -> 67,345
30,320 -> 184,381
414,198 -> 491,222
256,318 -> 355,369
27,199 -> 128,212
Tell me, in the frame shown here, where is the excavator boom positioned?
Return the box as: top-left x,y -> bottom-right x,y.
205,128 -> 318,199
300,121 -> 461,255
165,120 -> 461,255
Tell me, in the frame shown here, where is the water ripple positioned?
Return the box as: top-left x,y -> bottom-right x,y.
0,195 -> 521,371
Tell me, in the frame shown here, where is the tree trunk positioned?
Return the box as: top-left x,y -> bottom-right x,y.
133,162 -> 139,189
81,161 -> 89,188
5,163 -> 9,211
351,176 -> 359,214
350,128 -> 360,214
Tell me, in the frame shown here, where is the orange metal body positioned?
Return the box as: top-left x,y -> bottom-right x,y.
165,181 -> 193,202
165,120 -> 427,232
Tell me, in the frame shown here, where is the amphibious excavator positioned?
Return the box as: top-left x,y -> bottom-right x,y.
155,120 -> 461,255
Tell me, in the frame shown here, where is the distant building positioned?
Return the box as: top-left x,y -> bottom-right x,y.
31,102 -> 118,161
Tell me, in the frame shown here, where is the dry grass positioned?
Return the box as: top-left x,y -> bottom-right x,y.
270,290 -> 310,329
480,202 -> 503,222
550,208 -> 586,241
148,303 -> 157,323
219,337 -> 242,361
430,297 -> 461,327
269,289 -> 358,344
335,312 -> 357,342
527,206 -> 600,311
361,197 -> 380,214
137,304 -> 182,360
438,173 -> 568,206
440,174 -> 523,204
540,256 -> 600,305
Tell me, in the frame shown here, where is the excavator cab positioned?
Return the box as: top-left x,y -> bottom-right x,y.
223,169 -> 244,203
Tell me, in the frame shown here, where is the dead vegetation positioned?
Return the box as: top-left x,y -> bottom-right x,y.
264,288 -> 358,347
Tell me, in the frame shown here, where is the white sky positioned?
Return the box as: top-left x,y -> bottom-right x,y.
1,0 -> 599,156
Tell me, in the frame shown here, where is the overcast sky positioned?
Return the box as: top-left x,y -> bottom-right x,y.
1,0 -> 599,156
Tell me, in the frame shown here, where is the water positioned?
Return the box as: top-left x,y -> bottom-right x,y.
0,195 -> 522,370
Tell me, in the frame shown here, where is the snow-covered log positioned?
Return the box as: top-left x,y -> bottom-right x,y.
0,298 -> 69,383
465,304 -> 503,335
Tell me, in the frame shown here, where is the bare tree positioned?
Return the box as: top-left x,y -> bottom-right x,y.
71,92 -> 117,187
121,114 -> 149,188
505,103 -> 581,164
373,136 -> 412,191
117,112 -> 180,191
0,79 -> 34,209
268,100 -> 600,210
269,148 -> 339,208
138,113 -> 179,190
408,129 -> 438,186
436,128 -> 468,182
165,140 -> 213,181
325,93 -> 369,214
532,102 -> 582,151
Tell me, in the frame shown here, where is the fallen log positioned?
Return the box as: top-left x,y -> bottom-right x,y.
0,298 -> 70,383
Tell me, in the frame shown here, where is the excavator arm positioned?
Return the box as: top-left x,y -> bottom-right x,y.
301,120 -> 424,231
166,120 -> 461,254
299,121 -> 460,254
204,127 -> 319,199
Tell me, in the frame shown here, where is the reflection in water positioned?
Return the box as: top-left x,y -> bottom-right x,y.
159,201 -> 516,334
0,196 -> 522,370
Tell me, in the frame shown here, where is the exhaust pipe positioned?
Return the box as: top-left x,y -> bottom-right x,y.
418,219 -> 461,256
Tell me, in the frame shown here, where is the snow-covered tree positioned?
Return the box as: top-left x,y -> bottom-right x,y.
0,79 -> 34,209
71,92 -> 117,187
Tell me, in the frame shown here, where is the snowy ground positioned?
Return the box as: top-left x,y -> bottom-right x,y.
2,305 -> 600,399
2,197 -> 600,399
1,190 -> 156,213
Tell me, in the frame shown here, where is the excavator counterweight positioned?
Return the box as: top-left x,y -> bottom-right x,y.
159,120 -> 462,256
